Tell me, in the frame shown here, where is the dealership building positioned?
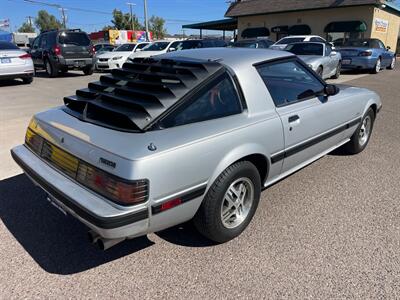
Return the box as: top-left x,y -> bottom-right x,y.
224,0 -> 400,51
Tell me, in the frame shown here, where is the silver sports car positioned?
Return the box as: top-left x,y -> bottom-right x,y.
285,42 -> 341,79
11,48 -> 381,249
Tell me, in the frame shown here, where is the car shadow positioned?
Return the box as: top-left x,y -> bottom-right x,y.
0,79 -> 26,87
34,71 -> 87,78
0,174 -> 154,275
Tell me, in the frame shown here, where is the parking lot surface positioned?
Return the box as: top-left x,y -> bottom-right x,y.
0,69 -> 399,298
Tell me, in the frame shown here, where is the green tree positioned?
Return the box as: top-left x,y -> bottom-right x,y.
18,21 -> 35,33
149,15 -> 167,39
111,9 -> 142,30
35,10 -> 62,32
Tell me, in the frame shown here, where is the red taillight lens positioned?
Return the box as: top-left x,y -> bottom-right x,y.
77,164 -> 149,205
19,53 -> 31,59
53,45 -> 61,56
359,51 -> 372,57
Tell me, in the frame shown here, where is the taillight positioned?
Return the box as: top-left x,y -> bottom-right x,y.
19,53 -> 31,59
76,164 -> 149,205
359,51 -> 372,57
53,45 -> 61,56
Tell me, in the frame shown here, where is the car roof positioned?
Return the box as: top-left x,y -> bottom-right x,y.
158,47 -> 293,70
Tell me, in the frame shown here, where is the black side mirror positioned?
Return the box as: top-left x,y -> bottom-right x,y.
325,84 -> 340,96
387,46 -> 391,50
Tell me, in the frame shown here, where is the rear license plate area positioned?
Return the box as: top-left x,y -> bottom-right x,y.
1,58 -> 11,64
342,59 -> 352,65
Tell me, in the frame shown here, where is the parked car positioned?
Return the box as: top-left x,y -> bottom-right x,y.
128,40 -> 177,60
30,29 -> 95,77
0,41 -> 34,84
168,39 -> 227,52
336,38 -> 396,73
95,42 -> 149,71
270,35 -> 326,50
285,42 -> 341,79
229,38 -> 274,49
11,48 -> 381,249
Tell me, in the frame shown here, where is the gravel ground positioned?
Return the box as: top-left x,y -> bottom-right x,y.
0,69 -> 399,299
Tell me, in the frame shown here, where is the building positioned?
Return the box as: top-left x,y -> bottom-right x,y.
225,0 -> 400,51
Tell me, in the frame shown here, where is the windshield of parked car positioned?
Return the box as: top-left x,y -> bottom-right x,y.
142,42 -> 170,51
170,40 -> 202,50
0,41 -> 19,50
285,43 -> 324,56
58,32 -> 90,46
233,41 -> 258,48
276,37 -> 305,45
342,39 -> 376,48
114,43 -> 136,51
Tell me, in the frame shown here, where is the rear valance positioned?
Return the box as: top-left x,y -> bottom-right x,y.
64,57 -> 223,131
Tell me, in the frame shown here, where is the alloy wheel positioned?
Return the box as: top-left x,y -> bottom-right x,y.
359,115 -> 372,146
375,59 -> 381,73
221,177 -> 254,229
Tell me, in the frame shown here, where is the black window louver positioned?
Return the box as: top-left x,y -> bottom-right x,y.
63,57 -> 223,132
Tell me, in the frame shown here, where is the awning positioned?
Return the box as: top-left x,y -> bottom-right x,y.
182,18 -> 237,31
241,27 -> 270,38
288,25 -> 311,35
271,26 -> 289,33
324,21 -> 367,33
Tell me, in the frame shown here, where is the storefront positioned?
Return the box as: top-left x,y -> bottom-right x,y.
225,0 -> 400,51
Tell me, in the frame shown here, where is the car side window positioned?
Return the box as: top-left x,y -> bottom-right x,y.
160,73 -> 242,128
32,37 -> 41,49
378,40 -> 385,49
40,34 -> 47,48
256,59 -> 325,107
325,45 -> 332,56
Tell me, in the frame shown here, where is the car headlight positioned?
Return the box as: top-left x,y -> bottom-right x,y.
112,56 -> 123,60
307,64 -> 314,68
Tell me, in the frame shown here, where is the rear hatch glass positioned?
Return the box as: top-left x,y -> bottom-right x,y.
58,32 -> 92,59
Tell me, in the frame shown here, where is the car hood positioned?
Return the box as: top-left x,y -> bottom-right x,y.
129,50 -> 165,59
297,55 -> 322,64
97,51 -> 131,59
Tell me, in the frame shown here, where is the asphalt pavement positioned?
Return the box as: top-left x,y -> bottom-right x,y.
0,69 -> 399,299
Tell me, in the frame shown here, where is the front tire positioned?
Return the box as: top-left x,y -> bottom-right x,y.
194,161 -> 261,243
22,77 -> 33,84
316,66 -> 323,78
343,108 -> 375,154
388,57 -> 396,70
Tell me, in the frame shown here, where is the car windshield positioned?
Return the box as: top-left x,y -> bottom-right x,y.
276,37 -> 305,45
143,42 -> 170,51
170,40 -> 203,50
233,41 -> 258,48
114,43 -> 136,51
0,41 -> 19,50
58,32 -> 90,46
285,43 -> 324,56
342,39 -> 374,48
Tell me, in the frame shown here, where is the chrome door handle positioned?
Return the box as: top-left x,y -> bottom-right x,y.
288,115 -> 300,123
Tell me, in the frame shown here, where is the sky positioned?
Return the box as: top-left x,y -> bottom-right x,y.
0,0 -> 231,34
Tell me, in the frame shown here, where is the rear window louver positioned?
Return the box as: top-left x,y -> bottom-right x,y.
63,57 -> 223,132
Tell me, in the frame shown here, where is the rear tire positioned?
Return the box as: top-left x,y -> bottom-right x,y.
83,65 -> 94,75
45,59 -> 58,77
331,62 -> 341,79
342,108 -> 375,154
22,77 -> 33,84
388,57 -> 396,70
316,66 -> 323,78
371,58 -> 381,74
193,161 -> 261,243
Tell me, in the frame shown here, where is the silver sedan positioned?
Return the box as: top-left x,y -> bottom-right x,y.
285,42 -> 342,79
0,41 -> 34,84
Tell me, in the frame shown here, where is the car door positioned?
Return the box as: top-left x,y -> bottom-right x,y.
325,44 -> 338,76
256,58 -> 352,173
377,40 -> 391,67
30,35 -> 42,67
38,33 -> 48,66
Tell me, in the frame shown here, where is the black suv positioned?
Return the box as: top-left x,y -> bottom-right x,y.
30,29 -> 95,77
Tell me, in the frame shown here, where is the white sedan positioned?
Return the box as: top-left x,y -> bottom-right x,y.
128,40 -> 177,60
0,41 -> 34,84
95,42 -> 149,71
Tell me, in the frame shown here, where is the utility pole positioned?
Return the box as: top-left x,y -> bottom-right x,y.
127,2 -> 136,41
26,16 -> 34,27
144,0 -> 149,41
60,7 -> 67,29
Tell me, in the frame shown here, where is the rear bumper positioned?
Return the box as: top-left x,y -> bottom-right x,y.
58,57 -> 95,69
11,145 -> 149,239
0,72 -> 34,80
341,56 -> 376,69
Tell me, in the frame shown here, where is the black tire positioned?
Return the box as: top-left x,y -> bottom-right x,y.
371,58 -> 381,74
331,62 -> 341,79
342,108 -> 375,154
60,67 -> 68,73
193,161 -> 261,243
22,77 -> 33,84
316,66 -> 323,78
387,57 -> 396,70
45,59 -> 58,77
83,65 -> 94,75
